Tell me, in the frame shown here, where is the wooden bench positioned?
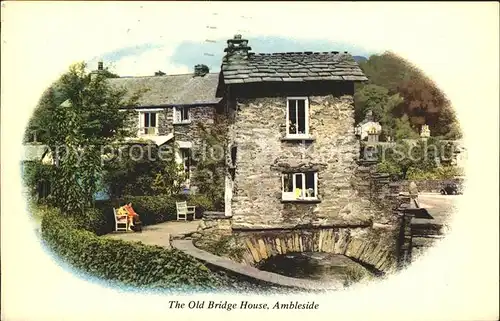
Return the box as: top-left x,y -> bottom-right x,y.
113,208 -> 128,232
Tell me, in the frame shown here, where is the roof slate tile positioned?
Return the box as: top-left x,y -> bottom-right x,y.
222,51 -> 367,84
108,73 -> 221,107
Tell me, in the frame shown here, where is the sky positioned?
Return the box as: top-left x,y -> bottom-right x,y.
89,36 -> 376,77
79,3 -> 388,77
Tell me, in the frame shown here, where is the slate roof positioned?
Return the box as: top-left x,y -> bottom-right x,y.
107,73 -> 221,108
221,51 -> 368,84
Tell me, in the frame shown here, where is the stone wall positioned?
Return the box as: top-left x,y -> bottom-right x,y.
399,179 -> 464,193
123,106 -> 218,190
173,106 -> 215,144
125,106 -> 216,144
229,94 -> 386,229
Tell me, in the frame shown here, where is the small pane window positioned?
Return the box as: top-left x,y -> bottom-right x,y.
287,98 -> 309,136
281,172 -> 318,200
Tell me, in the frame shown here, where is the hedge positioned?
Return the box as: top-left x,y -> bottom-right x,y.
114,194 -> 214,226
90,194 -> 215,235
41,208 -> 223,291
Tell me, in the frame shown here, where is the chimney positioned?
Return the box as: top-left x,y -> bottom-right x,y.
90,61 -> 104,81
194,64 -> 209,77
223,34 -> 252,63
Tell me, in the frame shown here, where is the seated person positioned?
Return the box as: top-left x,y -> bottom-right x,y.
124,203 -> 141,231
116,205 -> 129,221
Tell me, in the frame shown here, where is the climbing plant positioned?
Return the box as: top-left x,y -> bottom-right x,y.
192,115 -> 228,210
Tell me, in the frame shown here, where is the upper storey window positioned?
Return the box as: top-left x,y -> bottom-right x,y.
139,111 -> 158,136
173,106 -> 190,124
286,97 -> 309,138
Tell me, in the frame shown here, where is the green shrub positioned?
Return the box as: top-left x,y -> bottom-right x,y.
41,209 -> 222,290
186,194 -> 215,218
118,195 -> 178,225
406,166 -> 463,181
115,194 -> 216,226
73,206 -> 114,236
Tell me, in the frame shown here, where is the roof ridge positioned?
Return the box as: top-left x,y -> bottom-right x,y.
252,51 -> 350,56
110,72 -> 220,80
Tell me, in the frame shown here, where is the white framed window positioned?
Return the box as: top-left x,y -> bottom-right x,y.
281,172 -> 318,201
286,97 -> 309,137
173,106 -> 190,124
138,110 -> 159,136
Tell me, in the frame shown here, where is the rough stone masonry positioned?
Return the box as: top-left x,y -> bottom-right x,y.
230,94 -> 372,228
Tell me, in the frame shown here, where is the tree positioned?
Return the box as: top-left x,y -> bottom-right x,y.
154,70 -> 166,76
394,114 -> 420,141
102,143 -> 185,198
27,62 -> 140,214
192,115 -> 228,210
359,52 -> 462,139
377,137 -> 456,179
354,84 -> 404,139
99,68 -> 120,79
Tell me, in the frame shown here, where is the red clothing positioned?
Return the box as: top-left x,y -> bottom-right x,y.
125,204 -> 138,217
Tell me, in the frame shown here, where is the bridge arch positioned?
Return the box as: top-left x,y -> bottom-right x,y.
233,226 -> 399,274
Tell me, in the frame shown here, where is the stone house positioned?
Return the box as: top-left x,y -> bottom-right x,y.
96,35 -> 396,232
355,110 -> 382,142
216,35 -> 372,228
108,64 -> 223,190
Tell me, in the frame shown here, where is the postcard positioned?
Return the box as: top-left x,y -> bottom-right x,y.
1,2 -> 498,321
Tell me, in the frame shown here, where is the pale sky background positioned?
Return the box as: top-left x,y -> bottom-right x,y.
2,2 -> 499,321
89,36 -> 375,77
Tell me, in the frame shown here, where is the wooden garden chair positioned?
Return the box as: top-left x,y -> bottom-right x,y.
176,201 -> 196,221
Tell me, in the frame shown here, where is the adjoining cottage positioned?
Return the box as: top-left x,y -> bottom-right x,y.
355,110 -> 382,142
105,65 -> 224,191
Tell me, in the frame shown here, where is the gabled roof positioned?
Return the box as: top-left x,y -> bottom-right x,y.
108,73 -> 221,108
221,51 -> 368,84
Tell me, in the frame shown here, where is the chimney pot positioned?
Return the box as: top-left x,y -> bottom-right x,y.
98,61 -> 104,71
194,64 -> 209,77
224,35 -> 252,62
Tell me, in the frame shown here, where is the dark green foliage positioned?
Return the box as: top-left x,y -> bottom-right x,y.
116,194 -> 215,225
375,138 -> 462,180
41,209 -> 222,290
24,62 -> 141,214
22,161 -> 54,202
354,84 -> 405,139
356,52 -> 462,140
99,69 -> 120,79
102,143 -> 185,199
186,194 -> 215,216
192,116 -> 228,210
74,206 -> 114,236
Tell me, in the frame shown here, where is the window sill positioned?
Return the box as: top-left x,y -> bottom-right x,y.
173,121 -> 192,125
281,199 -> 321,204
281,135 -> 316,142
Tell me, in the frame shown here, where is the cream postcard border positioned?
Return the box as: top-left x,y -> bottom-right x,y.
1,2 -> 499,321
